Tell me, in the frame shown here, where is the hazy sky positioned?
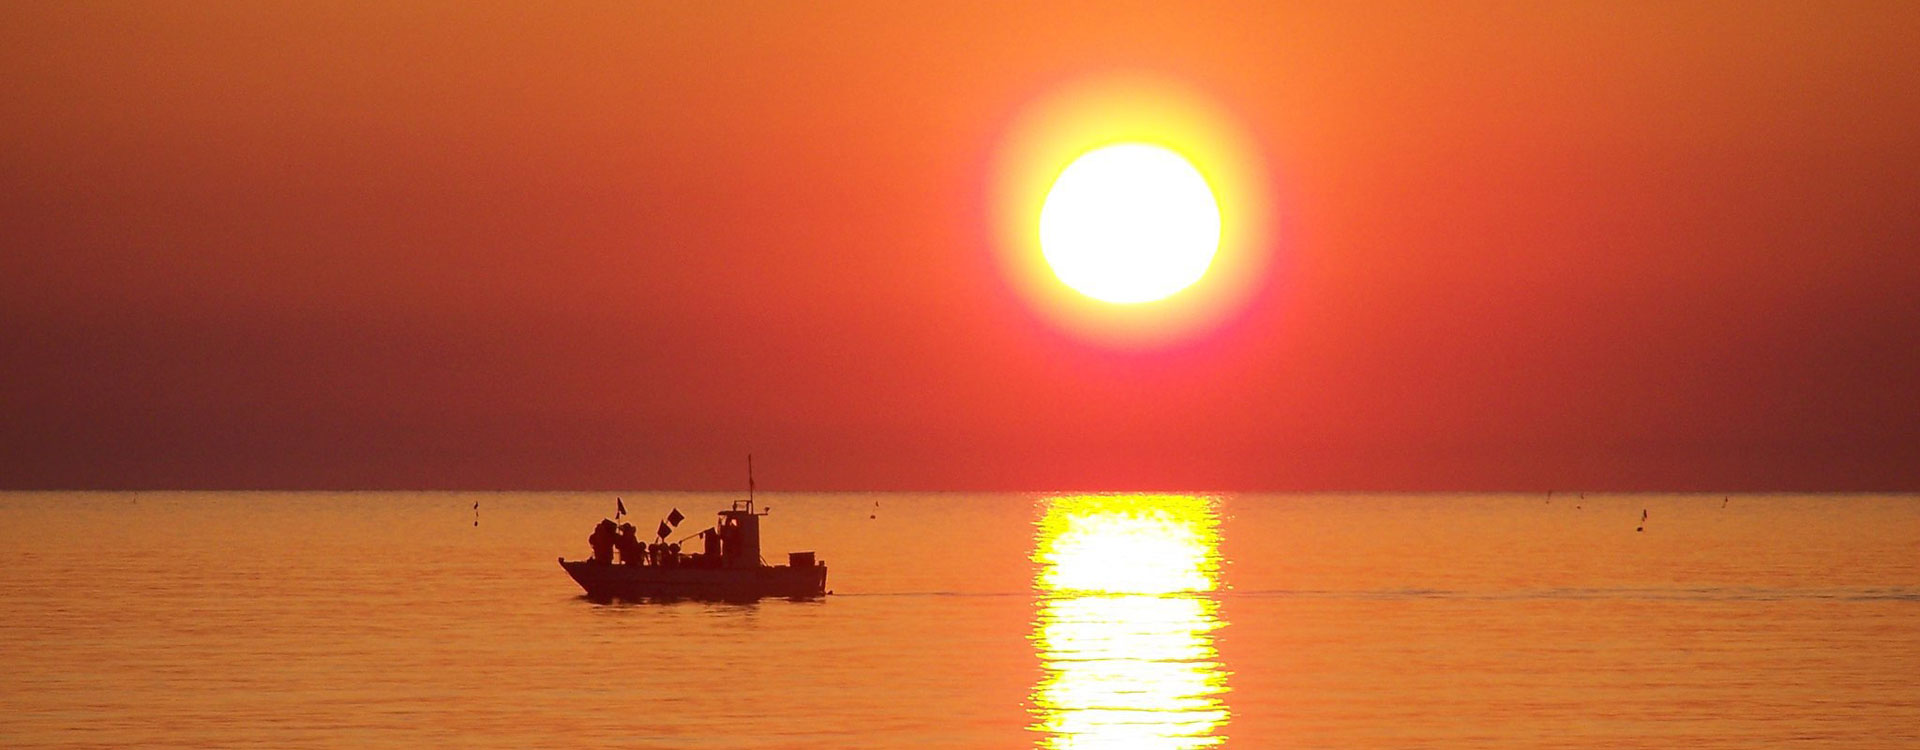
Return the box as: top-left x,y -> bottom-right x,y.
4,2 -> 1917,490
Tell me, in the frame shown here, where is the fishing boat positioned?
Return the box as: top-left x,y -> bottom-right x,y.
559,498 -> 827,601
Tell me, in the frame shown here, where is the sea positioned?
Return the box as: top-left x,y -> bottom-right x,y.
2,491 -> 1916,749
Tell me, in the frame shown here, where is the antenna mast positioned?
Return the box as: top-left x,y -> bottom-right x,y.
747,453 -> 755,508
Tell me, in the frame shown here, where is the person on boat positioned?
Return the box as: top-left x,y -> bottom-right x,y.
718,520 -> 740,565
588,518 -> 618,564
702,527 -> 722,566
615,523 -> 643,565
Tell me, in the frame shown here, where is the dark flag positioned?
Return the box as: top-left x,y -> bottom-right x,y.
615,498 -> 626,519
667,508 -> 685,527
656,521 -> 672,539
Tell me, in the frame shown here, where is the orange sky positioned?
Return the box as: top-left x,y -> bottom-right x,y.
4,2 -> 1917,490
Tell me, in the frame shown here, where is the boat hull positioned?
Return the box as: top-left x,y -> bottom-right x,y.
559,558 -> 827,601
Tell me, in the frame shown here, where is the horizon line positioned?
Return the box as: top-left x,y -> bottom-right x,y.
4,487 -> 1916,495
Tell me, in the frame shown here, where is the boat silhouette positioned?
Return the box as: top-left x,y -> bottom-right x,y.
559,498 -> 827,601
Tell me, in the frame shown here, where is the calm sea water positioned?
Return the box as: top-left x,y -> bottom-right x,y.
2,491 -> 1916,748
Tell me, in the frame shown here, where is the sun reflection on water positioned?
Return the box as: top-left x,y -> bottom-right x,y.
1031,494 -> 1229,749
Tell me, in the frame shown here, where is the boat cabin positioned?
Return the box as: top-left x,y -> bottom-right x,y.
714,500 -> 765,569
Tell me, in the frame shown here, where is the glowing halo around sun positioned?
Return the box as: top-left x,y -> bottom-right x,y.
1040,144 -> 1222,304
990,76 -> 1274,345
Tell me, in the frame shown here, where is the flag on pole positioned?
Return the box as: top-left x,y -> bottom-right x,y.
656,521 -> 672,539
615,498 -> 626,519
667,508 -> 685,527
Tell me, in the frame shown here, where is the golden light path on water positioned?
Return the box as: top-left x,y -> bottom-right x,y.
1031,495 -> 1228,749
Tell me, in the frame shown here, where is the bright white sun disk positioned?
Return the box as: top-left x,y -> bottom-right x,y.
1039,144 -> 1221,304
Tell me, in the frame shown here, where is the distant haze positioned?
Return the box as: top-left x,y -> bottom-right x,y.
3,2 -> 1917,490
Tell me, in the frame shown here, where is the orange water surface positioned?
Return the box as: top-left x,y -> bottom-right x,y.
2,492 -> 1916,748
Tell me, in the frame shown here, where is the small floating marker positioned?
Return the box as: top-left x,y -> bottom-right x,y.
473,500 -> 480,527
1636,508 -> 1648,532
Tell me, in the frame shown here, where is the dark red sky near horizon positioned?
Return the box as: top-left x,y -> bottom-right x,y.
4,2 -> 1918,491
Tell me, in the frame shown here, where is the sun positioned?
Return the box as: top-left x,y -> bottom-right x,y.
1039,144 -> 1222,304
988,76 -> 1271,345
